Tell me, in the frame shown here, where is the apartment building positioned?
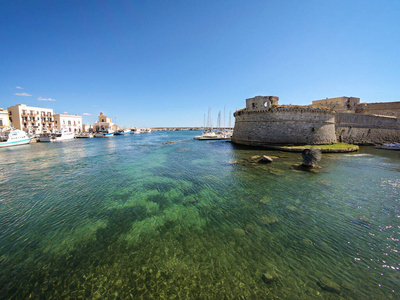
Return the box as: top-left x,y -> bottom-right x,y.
7,104 -> 55,135
54,114 -> 83,133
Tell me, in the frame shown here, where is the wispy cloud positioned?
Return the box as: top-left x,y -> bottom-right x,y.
16,86 -> 23,89
38,96 -> 56,101
82,113 -> 91,116
15,92 -> 32,96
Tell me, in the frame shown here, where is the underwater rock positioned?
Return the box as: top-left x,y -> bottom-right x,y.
286,204 -> 296,211
259,195 -> 273,205
340,280 -> 356,292
225,160 -> 239,165
301,148 -> 322,168
261,271 -> 279,284
177,148 -> 188,152
350,218 -> 371,228
234,228 -> 246,236
258,155 -> 273,163
184,196 -> 198,204
317,277 -> 341,294
162,141 -> 175,145
260,215 -> 279,225
302,238 -> 315,247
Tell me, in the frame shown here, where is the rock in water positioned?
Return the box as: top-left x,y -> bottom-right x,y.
259,155 -> 273,163
261,272 -> 277,284
317,277 -> 341,294
301,148 -> 321,167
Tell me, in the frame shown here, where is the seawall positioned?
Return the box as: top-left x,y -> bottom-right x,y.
336,112 -> 400,144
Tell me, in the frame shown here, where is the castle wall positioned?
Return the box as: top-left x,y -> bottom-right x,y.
336,113 -> 400,144
356,102 -> 400,119
232,107 -> 337,146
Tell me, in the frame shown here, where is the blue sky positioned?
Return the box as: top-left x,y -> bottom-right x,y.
1,0 -> 399,127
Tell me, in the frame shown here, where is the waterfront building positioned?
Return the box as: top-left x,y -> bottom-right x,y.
0,108 -> 10,130
54,114 -> 82,133
93,112 -> 114,132
7,104 -> 55,135
82,123 -> 94,132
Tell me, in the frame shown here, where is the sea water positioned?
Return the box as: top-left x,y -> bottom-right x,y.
0,131 -> 399,299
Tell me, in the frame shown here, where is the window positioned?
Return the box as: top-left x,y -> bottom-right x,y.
336,101 -> 339,105
68,121 -> 71,125
0,120 -> 3,126
330,102 -> 333,105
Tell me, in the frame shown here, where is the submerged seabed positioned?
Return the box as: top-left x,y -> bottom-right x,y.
0,131 -> 399,299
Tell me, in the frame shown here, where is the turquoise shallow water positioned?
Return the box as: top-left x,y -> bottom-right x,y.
0,131 -> 399,299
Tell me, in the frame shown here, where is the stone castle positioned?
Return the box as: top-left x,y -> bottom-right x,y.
231,96 -> 400,146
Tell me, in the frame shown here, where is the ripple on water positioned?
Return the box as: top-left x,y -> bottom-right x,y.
0,136 -> 399,298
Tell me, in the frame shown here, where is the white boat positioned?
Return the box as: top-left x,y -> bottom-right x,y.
142,128 -> 152,133
132,127 -> 141,134
94,129 -> 115,137
193,130 -> 231,140
76,132 -> 94,138
0,129 -> 31,148
39,128 -> 75,142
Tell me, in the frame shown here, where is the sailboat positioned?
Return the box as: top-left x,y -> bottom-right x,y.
193,109 -> 231,140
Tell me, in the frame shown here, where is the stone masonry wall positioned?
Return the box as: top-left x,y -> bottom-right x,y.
232,107 -> 337,146
336,112 -> 400,144
356,102 -> 400,119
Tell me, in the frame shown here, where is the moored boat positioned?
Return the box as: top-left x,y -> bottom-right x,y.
94,129 -> 115,137
39,128 -> 75,142
193,130 -> 231,140
376,142 -> 400,150
0,128 -> 31,148
76,132 -> 94,138
114,129 -> 131,135
131,127 -> 141,134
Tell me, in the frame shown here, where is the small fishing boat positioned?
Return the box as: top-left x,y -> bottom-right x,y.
376,143 -> 400,151
39,128 -> 75,142
76,132 -> 94,138
94,129 -> 114,137
131,127 -> 141,134
0,128 -> 31,148
114,129 -> 131,135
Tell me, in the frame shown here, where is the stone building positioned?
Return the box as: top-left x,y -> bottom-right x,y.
312,97 -> 360,111
54,114 -> 83,133
232,96 -> 400,146
0,108 -> 10,130
7,104 -> 55,135
93,112 -> 115,132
